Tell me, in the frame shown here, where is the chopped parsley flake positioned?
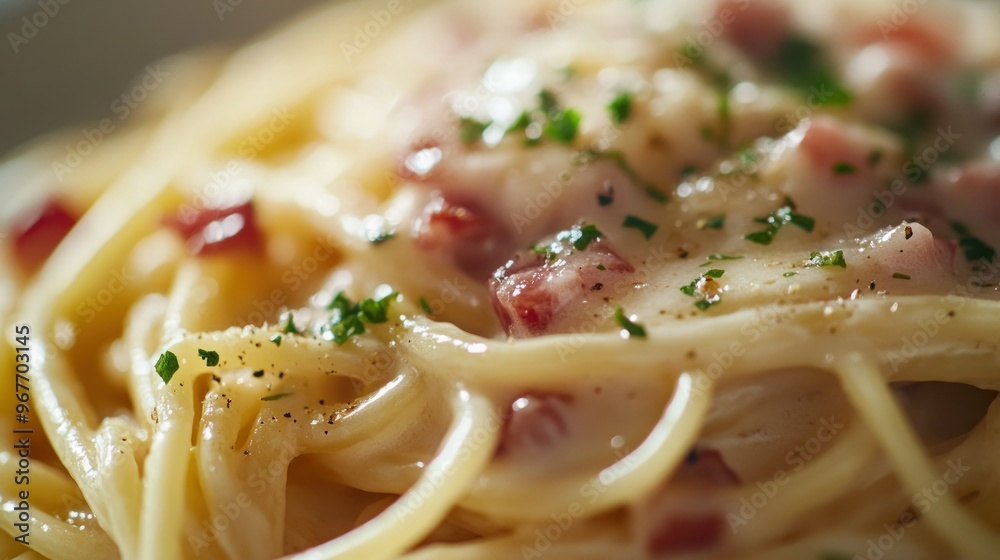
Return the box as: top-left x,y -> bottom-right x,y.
269,334 -> 282,347
832,162 -> 856,175
951,222 -> 997,264
805,250 -> 847,269
544,108 -> 581,143
320,290 -> 399,346
596,264 -> 607,271
280,311 -> 301,334
680,269 -> 725,310
369,231 -> 395,245
359,291 -> 398,323
420,296 -> 434,314
608,92 -> 632,124
774,36 -> 852,106
155,351 -> 179,384
613,307 -> 647,339
261,393 -> 293,402
324,315 -> 365,346
783,271 -> 798,277
459,117 -> 491,144
623,215 -> 658,240
505,89 -> 583,146
699,215 -> 725,230
892,272 -> 911,280
327,291 -> 354,317
197,349 -> 220,367
539,89 -> 560,114
745,199 -> 815,245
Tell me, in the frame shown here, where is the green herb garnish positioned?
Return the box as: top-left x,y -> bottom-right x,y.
774,36 -> 852,106
419,296 -> 434,314
623,215 -> 658,240
569,223 -> 603,251
269,334 -> 282,347
699,215 -> 725,230
197,349 -> 220,367
369,231 -> 395,245
892,272 -> 911,280
832,162 -> 855,175
805,250 -> 847,269
260,393 -> 293,402
613,307 -> 647,339
359,292 -> 398,323
280,311 -> 301,334
539,89 -> 559,114
531,224 -> 605,262
320,290 -> 399,346
459,117 -> 491,144
951,222 -> 997,264
608,92 -> 632,124
155,351 -> 180,384
544,108 -> 581,143
745,199 -> 815,245
680,269 -> 725,310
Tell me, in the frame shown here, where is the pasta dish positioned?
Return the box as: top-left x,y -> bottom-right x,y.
2,0 -> 1000,558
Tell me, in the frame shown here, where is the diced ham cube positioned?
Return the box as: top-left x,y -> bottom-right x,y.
413,192 -> 511,279
643,447 -> 740,556
489,227 -> 634,338
165,200 -> 262,256
495,392 -> 574,458
717,0 -> 790,59
9,199 -> 78,273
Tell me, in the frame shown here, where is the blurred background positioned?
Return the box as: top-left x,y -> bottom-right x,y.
0,0 -> 329,158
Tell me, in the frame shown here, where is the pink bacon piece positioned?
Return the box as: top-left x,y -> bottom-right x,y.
413,191 -> 512,280
716,0 -> 790,59
9,199 -> 78,274
645,448 -> 741,556
165,200 -> 262,256
495,392 -> 574,458
489,226 -> 633,338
